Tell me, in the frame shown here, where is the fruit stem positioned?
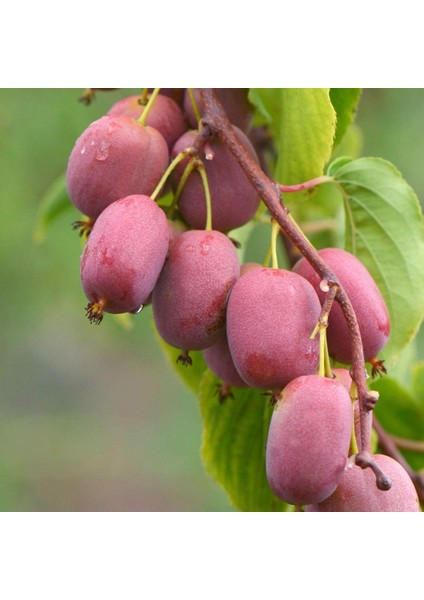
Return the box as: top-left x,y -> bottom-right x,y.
271,220 -> 280,269
323,333 -> 333,378
140,88 -> 149,105
187,88 -> 201,125
349,416 -> 359,456
168,156 -> 198,219
318,327 -> 326,377
138,88 -> 161,126
197,163 -> 213,231
263,241 -> 272,267
151,149 -> 193,202
311,288 -> 335,378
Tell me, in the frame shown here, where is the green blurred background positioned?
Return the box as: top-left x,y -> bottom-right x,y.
0,89 -> 423,511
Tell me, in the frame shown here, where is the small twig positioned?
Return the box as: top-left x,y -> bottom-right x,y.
279,175 -> 333,193
390,436 -> 424,453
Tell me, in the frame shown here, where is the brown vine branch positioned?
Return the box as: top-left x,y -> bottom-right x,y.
197,88 -> 378,472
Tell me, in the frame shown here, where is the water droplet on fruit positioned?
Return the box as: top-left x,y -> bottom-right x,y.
200,241 -> 210,255
132,305 -> 144,314
95,141 -> 111,161
80,146 -> 86,155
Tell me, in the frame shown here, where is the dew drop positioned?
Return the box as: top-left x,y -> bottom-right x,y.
95,141 -> 111,161
131,305 -> 144,314
80,146 -> 86,155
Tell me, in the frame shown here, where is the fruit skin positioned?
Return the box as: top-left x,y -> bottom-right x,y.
107,94 -> 187,150
305,454 -> 420,512
332,368 -> 353,394
202,262 -> 262,387
141,219 -> 187,307
240,262 -> 262,275
80,195 -> 169,314
203,330 -> 248,388
152,229 -> 240,350
66,115 -> 169,221
293,248 -> 390,365
171,128 -> 260,232
226,268 -> 321,390
184,88 -> 253,132
266,375 -> 353,505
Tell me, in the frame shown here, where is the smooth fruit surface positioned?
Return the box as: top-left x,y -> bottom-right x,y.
81,195 -> 169,315
171,128 -> 260,232
226,268 -> 321,389
152,230 -> 240,350
305,454 -> 420,512
293,248 -> 390,364
66,115 -> 169,220
266,375 -> 353,505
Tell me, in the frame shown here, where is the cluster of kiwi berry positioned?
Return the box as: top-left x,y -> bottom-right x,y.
66,88 -> 419,512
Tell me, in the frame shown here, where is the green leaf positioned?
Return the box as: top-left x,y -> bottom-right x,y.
154,327 -> 207,395
33,173 -> 73,244
199,370 -> 289,512
328,156 -> 424,367
250,89 -> 336,198
330,89 -> 362,147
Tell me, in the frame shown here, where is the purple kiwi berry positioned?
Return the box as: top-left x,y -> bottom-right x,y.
171,128 -> 260,232
226,268 -> 321,390
203,330 -> 248,388
152,229 -> 240,351
293,248 -> 390,365
80,195 -> 169,323
305,454 -> 419,512
66,115 -> 169,221
107,94 -> 187,150
266,375 -> 353,505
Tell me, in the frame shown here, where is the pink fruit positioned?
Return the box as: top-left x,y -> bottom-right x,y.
203,330 -> 248,388
80,195 -> 169,321
152,230 -> 240,350
293,248 -> 390,364
266,375 -> 353,505
171,128 -> 260,232
332,368 -> 353,394
305,454 -> 420,512
226,268 -> 321,390
66,115 -> 169,220
107,94 -> 187,150
240,262 -> 262,275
